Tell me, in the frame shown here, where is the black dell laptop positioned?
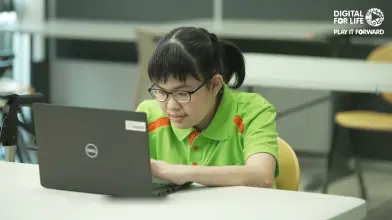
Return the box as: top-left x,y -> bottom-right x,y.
32,103 -> 192,197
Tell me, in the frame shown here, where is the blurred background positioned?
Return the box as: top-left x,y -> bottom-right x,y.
1,0 -> 392,219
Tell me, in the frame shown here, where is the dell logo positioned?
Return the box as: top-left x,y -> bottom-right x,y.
85,143 -> 98,158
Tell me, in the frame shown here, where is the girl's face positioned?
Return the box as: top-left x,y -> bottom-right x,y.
152,75 -> 223,130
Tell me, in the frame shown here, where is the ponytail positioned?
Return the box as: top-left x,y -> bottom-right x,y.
218,40 -> 246,89
197,28 -> 246,89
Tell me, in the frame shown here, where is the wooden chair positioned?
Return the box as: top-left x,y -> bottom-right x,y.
133,28 -> 160,109
276,137 -> 301,191
323,42 -> 392,200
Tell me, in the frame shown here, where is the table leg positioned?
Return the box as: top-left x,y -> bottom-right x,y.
304,92 -> 355,192
303,35 -> 354,192
4,145 -> 16,162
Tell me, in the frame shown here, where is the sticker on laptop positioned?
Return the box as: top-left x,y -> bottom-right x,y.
125,120 -> 147,132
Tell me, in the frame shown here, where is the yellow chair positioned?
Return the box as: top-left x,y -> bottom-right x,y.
335,42 -> 392,132
276,137 -> 300,191
323,42 -> 392,200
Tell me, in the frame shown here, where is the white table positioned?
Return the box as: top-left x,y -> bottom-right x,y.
0,77 -> 32,93
1,18 -> 348,96
0,18 -> 359,42
138,19 -> 361,41
243,53 -> 392,93
0,161 -> 366,220
242,53 -> 392,197
1,18 -> 379,94
0,77 -> 33,107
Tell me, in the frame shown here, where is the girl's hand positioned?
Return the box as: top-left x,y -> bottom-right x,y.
150,159 -> 188,185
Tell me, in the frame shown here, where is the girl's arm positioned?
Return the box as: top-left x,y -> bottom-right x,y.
151,153 -> 276,188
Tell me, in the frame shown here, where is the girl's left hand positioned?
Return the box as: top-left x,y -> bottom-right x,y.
150,159 -> 188,185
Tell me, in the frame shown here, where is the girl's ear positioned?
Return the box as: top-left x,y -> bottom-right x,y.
210,74 -> 224,96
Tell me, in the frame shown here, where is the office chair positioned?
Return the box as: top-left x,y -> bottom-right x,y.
323,42 -> 392,200
275,137 -> 301,191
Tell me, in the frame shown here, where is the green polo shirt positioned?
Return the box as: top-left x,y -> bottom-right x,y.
136,84 -> 279,178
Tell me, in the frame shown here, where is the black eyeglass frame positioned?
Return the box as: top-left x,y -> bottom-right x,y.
147,83 -> 205,103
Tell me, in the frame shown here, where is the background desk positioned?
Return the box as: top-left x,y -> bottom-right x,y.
0,77 -> 33,93
0,18 -> 370,106
0,77 -> 34,107
0,18 -> 349,103
243,53 -> 392,93
243,52 -> 392,191
0,18 -> 368,104
0,18 -> 358,42
1,161 -> 366,220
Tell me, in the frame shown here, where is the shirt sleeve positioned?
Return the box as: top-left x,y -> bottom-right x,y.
243,104 -> 279,177
135,101 -> 147,112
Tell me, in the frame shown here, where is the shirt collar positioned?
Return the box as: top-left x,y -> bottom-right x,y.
171,84 -> 237,141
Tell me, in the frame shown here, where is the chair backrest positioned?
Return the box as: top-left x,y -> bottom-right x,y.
367,42 -> 392,104
133,28 -> 160,109
275,137 -> 300,191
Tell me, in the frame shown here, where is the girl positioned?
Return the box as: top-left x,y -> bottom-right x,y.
136,27 -> 279,188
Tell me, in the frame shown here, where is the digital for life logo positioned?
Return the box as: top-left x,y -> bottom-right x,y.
333,8 -> 384,35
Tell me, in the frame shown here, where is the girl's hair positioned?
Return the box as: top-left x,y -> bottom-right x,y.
148,27 -> 245,89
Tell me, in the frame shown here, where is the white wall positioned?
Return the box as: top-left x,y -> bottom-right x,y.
256,87 -> 332,154
50,59 -> 332,154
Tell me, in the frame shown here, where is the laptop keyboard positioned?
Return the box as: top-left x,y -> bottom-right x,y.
152,182 -> 168,190
151,181 -> 193,196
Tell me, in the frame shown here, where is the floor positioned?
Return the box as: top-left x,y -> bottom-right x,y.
299,156 -> 392,219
